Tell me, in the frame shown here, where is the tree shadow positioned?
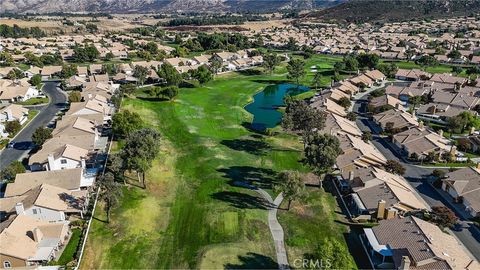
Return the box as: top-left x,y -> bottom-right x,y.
217,166 -> 277,190
251,79 -> 290,84
241,122 -> 269,134
210,191 -> 273,209
237,69 -> 263,76
136,96 -> 170,102
221,138 -> 271,156
224,252 -> 279,269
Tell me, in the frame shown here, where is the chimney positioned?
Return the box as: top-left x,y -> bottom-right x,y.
47,154 -> 56,171
476,162 -> 480,170
450,145 -> 457,157
395,103 -> 401,110
80,157 -> 86,168
15,202 -> 25,215
349,170 -> 354,181
470,126 -> 476,135
418,120 -> 424,130
399,256 -> 411,270
377,200 -> 386,219
385,207 -> 397,219
438,129 -> 444,137
32,228 -> 43,243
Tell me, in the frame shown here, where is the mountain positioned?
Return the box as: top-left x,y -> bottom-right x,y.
307,0 -> 480,23
0,0 -> 343,14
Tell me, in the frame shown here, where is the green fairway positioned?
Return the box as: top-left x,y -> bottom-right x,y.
81,57 -> 355,269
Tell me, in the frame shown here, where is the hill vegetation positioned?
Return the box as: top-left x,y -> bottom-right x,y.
307,0 -> 480,23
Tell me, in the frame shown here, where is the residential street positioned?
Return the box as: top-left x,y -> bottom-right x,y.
0,81 -> 67,170
352,89 -> 480,260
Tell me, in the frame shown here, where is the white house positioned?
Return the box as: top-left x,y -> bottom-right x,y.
0,79 -> 40,103
29,143 -> 90,171
0,104 -> 29,137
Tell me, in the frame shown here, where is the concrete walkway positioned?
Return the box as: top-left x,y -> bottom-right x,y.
235,181 -> 290,269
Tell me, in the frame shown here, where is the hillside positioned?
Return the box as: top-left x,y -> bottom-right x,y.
0,0 -> 343,14
307,0 -> 480,23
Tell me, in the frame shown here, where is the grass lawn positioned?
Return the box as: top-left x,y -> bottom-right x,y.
16,97 -> 49,105
56,228 -> 83,265
81,58 -> 355,269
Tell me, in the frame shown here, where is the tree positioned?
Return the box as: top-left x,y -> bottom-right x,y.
120,83 -> 136,96
346,112 -> 357,121
68,91 -> 82,103
0,51 -> 14,66
29,74 -> 42,87
209,55 -> 223,75
416,55 -> 438,67
304,133 -> 342,173
98,172 -> 123,223
361,131 -> 372,142
312,72 -> 322,91
310,238 -> 355,270
108,153 -> 125,184
384,160 -> 406,175
286,37 -> 298,51
121,128 -> 161,188
409,95 -> 423,111
356,53 -> 379,69
162,86 -> 179,100
0,161 -> 25,182
343,55 -> 359,71
112,110 -> 144,138
190,65 -> 213,84
274,171 -> 305,210
32,127 -> 52,147
263,53 -> 279,74
6,68 -> 24,80
104,52 -> 114,61
133,65 -> 149,86
102,63 -> 118,76
431,169 -> 446,179
282,98 -> 326,133
447,50 -> 462,60
430,206 -> 458,228
377,63 -> 398,78
286,58 -> 306,86
61,63 -> 78,78
452,66 -> 463,74
337,97 -> 351,108
5,120 -> 21,136
157,62 -> 182,86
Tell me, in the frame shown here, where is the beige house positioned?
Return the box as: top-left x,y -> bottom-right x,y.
442,166 -> 480,217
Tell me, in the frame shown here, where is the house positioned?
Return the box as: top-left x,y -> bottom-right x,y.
364,69 -> 386,83
77,66 -> 88,77
0,104 -> 29,137
362,216 -> 479,270
373,108 -> 419,133
0,79 -> 40,103
336,81 -> 359,95
4,167 -> 93,197
0,183 -> 87,222
29,144 -> 90,171
442,165 -> 480,217
320,113 -> 363,138
310,97 -> 347,117
66,100 -> 112,120
346,167 -> 428,219
0,214 -> 70,267
368,94 -> 403,113
429,73 -> 467,85
350,74 -> 374,87
39,66 -> 62,79
392,125 -> 451,159
336,134 -> 387,171
395,68 -> 431,81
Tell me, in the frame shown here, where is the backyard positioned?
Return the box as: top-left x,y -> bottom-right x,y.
80,55 -> 356,269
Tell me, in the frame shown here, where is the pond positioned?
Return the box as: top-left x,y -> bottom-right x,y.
245,83 -> 310,131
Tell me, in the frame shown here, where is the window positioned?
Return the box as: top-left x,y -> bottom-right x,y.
61,159 -> 67,164
32,209 -> 37,214
4,261 -> 11,268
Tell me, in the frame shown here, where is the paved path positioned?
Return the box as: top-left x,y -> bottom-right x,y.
234,181 -> 290,269
0,81 -> 66,170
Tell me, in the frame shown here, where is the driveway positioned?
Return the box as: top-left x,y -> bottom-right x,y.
0,81 -> 67,170
352,90 -> 480,260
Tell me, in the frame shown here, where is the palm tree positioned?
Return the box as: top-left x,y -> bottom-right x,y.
274,170 -> 306,210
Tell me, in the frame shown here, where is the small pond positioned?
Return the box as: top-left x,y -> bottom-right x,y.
244,83 -> 310,131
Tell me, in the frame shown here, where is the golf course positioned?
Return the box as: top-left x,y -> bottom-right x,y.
80,55 -> 357,269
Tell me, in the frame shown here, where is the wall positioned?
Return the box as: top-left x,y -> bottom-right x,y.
0,254 -> 26,268
50,157 -> 81,171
